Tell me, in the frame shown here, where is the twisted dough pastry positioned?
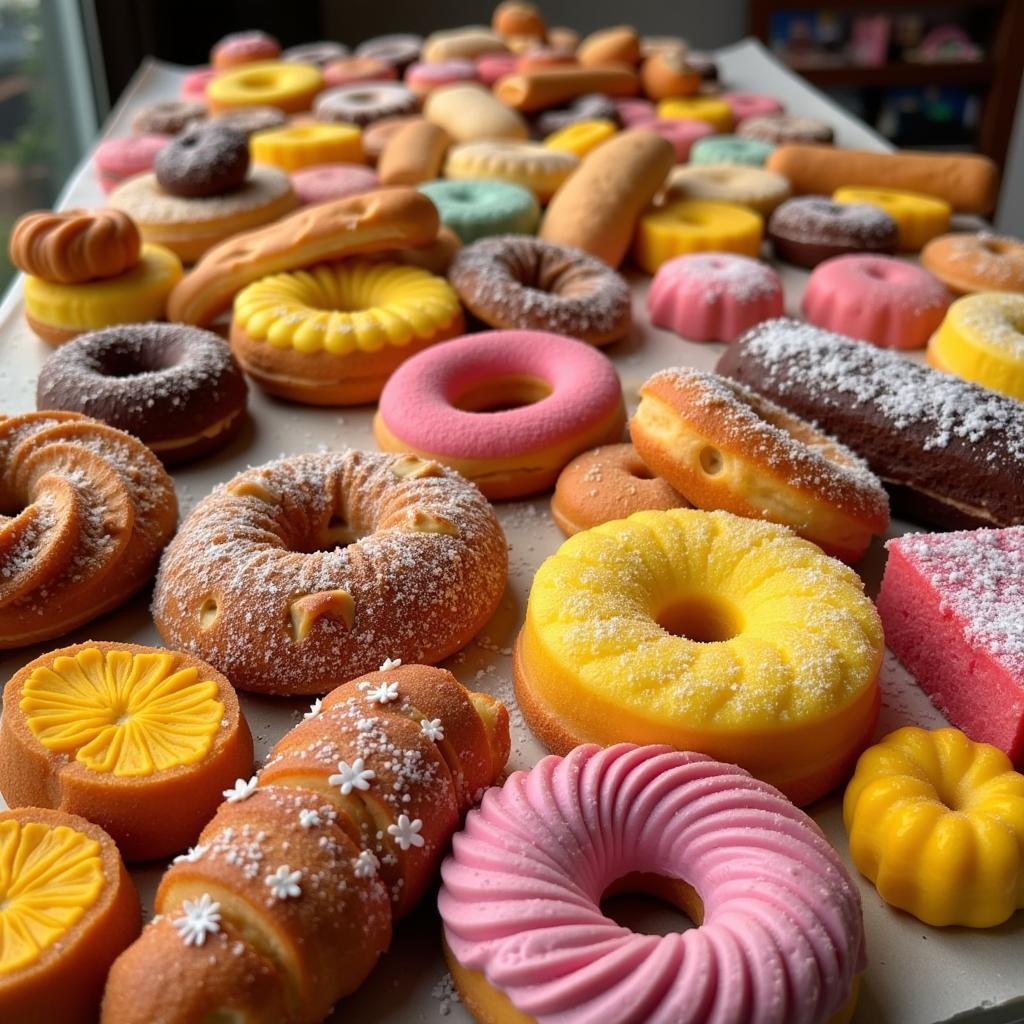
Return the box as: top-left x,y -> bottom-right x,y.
101,663 -> 510,1024
10,209 -> 141,284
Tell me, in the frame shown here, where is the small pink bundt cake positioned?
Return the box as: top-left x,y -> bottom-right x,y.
802,254 -> 951,350
647,252 -> 784,342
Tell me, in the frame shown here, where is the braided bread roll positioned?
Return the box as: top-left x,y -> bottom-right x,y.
101,663 -> 510,1024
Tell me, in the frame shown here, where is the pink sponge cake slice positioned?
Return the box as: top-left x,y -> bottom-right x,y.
877,527 -> 1024,763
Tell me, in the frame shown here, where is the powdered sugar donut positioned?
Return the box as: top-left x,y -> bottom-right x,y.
648,253 -> 784,342
803,254 -> 951,350
768,196 -> 899,268
666,162 -> 791,215
313,82 -> 417,127
374,329 -> 626,499
440,743 -> 866,1024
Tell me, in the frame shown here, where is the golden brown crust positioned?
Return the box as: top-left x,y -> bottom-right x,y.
0,640 -> 254,861
539,129 -> 675,267
920,232 -> 1024,295
631,368 -> 890,561
641,51 -> 701,100
550,443 -> 688,536
493,65 -> 640,112
166,188 -> 441,326
377,120 -> 452,185
1,807 -> 140,1024
493,1 -> 546,39
23,311 -> 82,346
576,25 -> 641,67
766,144 -> 1000,215
10,208 -> 141,284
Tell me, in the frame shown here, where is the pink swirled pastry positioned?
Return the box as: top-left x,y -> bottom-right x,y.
439,743 -> 865,1024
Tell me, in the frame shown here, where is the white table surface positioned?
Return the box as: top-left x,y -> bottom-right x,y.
1,38 -> 1021,1024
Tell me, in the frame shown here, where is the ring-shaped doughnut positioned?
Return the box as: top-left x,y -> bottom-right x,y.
419,180 -> 539,244
833,186 -> 951,252
444,140 -> 578,203
440,743 -> 866,1023
230,258 -> 464,405
633,198 -> 764,274
541,118 -> 616,158
405,59 -> 478,97
356,33 -> 422,70
211,30 -> 280,70
282,40 -> 348,67
324,55 -> 399,88
666,163 -> 791,215
551,443 -> 688,535
313,82 -> 417,127
448,235 -> 631,345
36,323 -> 249,464
927,291 -> 1024,400
131,100 -> 206,137
374,329 -> 626,499
767,196 -> 899,268
630,116 -> 713,161
737,113 -> 833,144
921,232 -> 1024,294
206,61 -> 324,114
723,90 -> 784,123
291,163 -> 380,205
631,366 -> 890,560
250,123 -> 364,171
690,133 -> 774,166
657,96 -> 734,132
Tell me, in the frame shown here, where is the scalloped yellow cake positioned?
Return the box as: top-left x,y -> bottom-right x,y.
514,508 -> 883,804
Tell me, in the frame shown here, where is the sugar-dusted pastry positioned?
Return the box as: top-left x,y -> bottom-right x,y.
154,122 -> 250,198
833,186 -> 951,252
845,727 -> 1024,926
665,162 -> 791,215
768,196 -> 899,268
737,112 -> 832,144
876,526 -> 1024,761
101,664 -> 510,1024
515,507 -> 883,804
444,139 -> 578,202
0,642 -> 254,861
921,232 -> 1024,294
211,29 -> 280,69
631,367 -> 889,560
0,807 -> 140,1024
927,291 -> 1024,399
314,82 -> 417,128
0,412 -> 177,647
152,451 -> 507,695
442,744 -> 866,1023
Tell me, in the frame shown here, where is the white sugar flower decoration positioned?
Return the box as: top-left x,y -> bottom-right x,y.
298,808 -> 322,829
420,718 -> 444,742
353,849 -> 380,879
366,680 -> 399,705
379,657 -> 402,671
356,716 -> 375,733
173,893 -> 221,946
266,865 -> 303,901
304,698 -> 323,719
223,775 -> 258,803
388,815 -> 425,850
173,844 -> 206,864
329,757 -> 376,795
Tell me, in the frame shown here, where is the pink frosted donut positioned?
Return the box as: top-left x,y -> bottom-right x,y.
476,52 -> 519,86
802,254 -> 951,350
210,30 -> 281,70
180,66 -> 218,102
439,743 -> 866,1024
631,116 -> 713,161
405,59 -> 479,97
615,97 -> 657,126
649,253 -> 784,342
323,56 -> 398,88
290,163 -> 380,205
374,329 -> 626,499
723,91 -> 785,124
93,134 -> 168,193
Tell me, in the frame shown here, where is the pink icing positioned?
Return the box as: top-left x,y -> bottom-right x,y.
404,59 -> 479,90
723,92 -> 785,124
476,52 -> 520,86
648,253 -> 784,343
94,134 -> 170,192
323,58 -> 398,87
615,97 -> 657,127
213,30 -> 280,64
627,117 -> 713,161
377,330 -> 623,460
877,526 -> 1024,761
439,744 -> 866,1024
802,254 -> 951,350
290,163 -> 380,205
180,66 -> 218,101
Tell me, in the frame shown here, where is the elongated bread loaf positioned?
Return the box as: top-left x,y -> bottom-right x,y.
494,64 -> 639,112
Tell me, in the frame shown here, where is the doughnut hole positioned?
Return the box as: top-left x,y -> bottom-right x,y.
198,595 -> 220,629
601,871 -> 703,935
452,373 -> 552,413
698,444 -> 724,476
656,594 -> 742,644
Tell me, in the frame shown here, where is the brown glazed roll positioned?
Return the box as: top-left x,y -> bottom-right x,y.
493,65 -> 639,112
539,129 -> 675,267
717,318 -> 1024,530
378,120 -> 451,185
766,145 -> 1000,215
576,25 -> 641,66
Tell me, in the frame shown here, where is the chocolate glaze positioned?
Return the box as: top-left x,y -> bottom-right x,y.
767,196 -> 899,268
717,318 -> 1024,530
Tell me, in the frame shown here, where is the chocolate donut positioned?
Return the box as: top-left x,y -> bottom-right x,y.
313,83 -> 418,127
767,196 -> 899,268
535,93 -> 620,137
132,100 -> 206,136
737,113 -> 833,144
36,323 -> 248,465
448,234 -> 631,346
717,318 -> 1024,530
356,33 -> 423,70
211,105 -> 287,137
282,40 -> 348,67
155,123 -> 250,198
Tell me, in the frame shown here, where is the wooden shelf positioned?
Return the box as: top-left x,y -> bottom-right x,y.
791,60 -> 995,88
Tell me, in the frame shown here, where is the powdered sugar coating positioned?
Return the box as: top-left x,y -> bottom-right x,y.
770,197 -> 898,246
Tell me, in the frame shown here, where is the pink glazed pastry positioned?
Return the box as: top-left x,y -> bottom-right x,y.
290,163 -> 380,204
373,329 -> 625,499
93,134 -> 169,193
877,526 -> 1024,763
723,91 -> 785,124
476,52 -> 520,86
648,253 -> 784,342
802,254 -> 951,350
629,116 -> 713,161
405,59 -> 479,97
180,66 -> 218,102
615,97 -> 657,126
439,743 -> 866,1024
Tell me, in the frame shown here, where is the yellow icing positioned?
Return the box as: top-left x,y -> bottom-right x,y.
0,819 -> 104,974
833,187 -> 951,251
250,123 -> 364,172
233,259 -> 462,356
633,199 -> 763,273
543,119 -> 617,157
657,96 -> 734,132
844,726 -> 1024,928
20,648 -> 224,778
207,61 -> 323,113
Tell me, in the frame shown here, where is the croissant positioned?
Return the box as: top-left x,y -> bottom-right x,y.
101,663 -> 510,1024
